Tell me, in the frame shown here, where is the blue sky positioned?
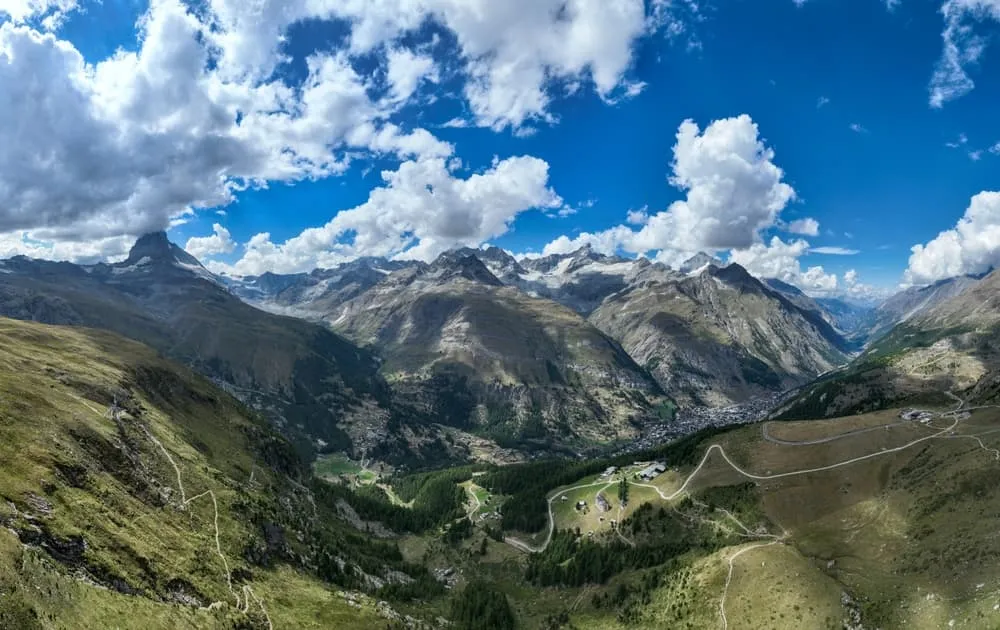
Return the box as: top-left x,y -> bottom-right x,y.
1,0 -> 999,295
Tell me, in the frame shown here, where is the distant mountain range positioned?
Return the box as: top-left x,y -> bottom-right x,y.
774,269 -> 999,419
11,233 -> 988,460
226,244 -> 855,409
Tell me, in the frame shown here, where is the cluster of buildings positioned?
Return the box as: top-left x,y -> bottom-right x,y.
613,394 -> 781,456
637,462 -> 666,481
900,409 -> 934,423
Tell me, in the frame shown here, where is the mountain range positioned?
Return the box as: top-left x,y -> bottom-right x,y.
5,231 -> 986,459
5,232 -> 1000,629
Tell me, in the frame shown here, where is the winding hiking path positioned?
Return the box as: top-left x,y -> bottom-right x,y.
505,394 -> 981,555
761,419 -> 911,446
141,423 -> 274,629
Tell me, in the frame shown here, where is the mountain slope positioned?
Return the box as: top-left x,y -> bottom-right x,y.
327,253 -> 668,448
590,264 -> 850,406
775,270 -> 1000,420
865,273 -> 983,342
0,233 -> 392,457
0,317 -> 431,629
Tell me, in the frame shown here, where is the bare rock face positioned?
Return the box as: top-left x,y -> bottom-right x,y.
590,263 -> 849,407
326,252 -> 668,448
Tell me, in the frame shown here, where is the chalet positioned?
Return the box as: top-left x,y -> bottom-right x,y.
600,466 -> 618,478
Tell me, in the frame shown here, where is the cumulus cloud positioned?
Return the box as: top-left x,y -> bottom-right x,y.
185,223 -> 236,259
904,191 -> 1000,284
0,0 -> 77,28
0,231 -> 132,263
539,114 -> 796,262
203,0 -> 669,131
385,47 -> 439,103
214,156 -> 564,275
786,217 -> 820,236
626,207 -> 650,225
0,0 -> 457,255
929,0 -> 1000,108
0,0 -> 683,260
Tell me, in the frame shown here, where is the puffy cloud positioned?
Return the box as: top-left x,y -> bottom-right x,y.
215,156 -> 564,275
904,191 -> 1000,284
0,0 -> 77,27
0,231 -> 132,263
0,0 -> 681,256
626,207 -> 649,225
786,217 -> 819,236
841,268 -> 888,301
729,237 -> 839,294
185,223 -> 236,259
929,0 -> 1000,108
385,47 -> 439,103
0,0 -> 454,249
201,0 -> 669,131
541,226 -> 638,257
539,114 -> 796,262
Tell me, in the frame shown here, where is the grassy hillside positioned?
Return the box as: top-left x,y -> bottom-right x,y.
397,406 -> 1000,629
0,252 -> 393,460
0,317 -> 443,629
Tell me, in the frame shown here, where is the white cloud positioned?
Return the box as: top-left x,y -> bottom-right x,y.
904,191 -> 1000,284
539,114 -> 796,263
301,0 -> 671,131
945,132 -> 969,148
729,237 -> 839,294
990,141 -> 1000,155
385,46 -> 439,103
0,1 -> 456,250
185,223 -> 236,259
0,0 -> 683,256
0,0 -> 77,27
849,122 -> 868,133
216,155 -> 564,275
844,269 -> 858,285
626,207 -> 650,225
969,149 -> 983,161
929,0 -> 1000,108
0,230 -> 132,263
786,217 -> 820,236
816,96 -> 830,108
810,246 -> 860,255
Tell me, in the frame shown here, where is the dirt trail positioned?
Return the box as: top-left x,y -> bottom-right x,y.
141,422 -> 274,630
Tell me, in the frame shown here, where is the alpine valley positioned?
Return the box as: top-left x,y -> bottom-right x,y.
2,231 -> 1000,629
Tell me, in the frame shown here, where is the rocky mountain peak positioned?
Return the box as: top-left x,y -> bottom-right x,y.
429,252 -> 503,286
124,231 -> 202,268
679,252 -> 722,275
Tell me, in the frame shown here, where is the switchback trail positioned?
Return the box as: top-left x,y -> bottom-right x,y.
506,397 -> 982,554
